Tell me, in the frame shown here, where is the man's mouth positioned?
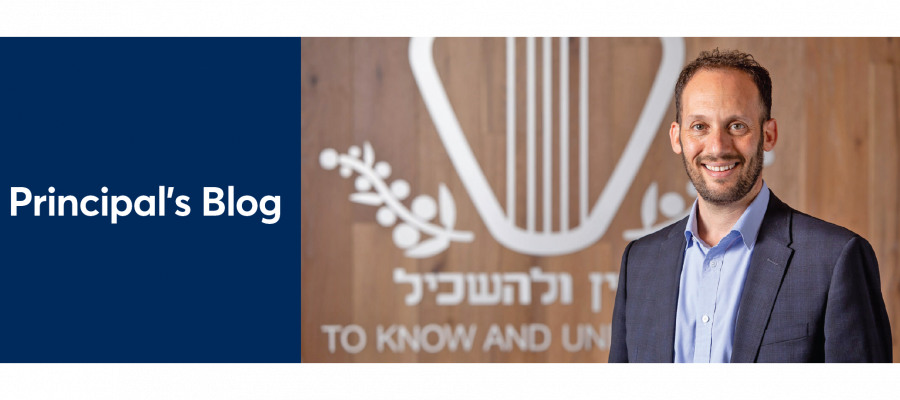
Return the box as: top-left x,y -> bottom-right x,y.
702,162 -> 738,172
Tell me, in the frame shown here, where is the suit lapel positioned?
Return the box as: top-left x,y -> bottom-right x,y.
730,193 -> 794,362
643,218 -> 688,362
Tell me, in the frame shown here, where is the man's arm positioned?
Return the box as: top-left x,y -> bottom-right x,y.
824,236 -> 893,362
608,241 -> 634,363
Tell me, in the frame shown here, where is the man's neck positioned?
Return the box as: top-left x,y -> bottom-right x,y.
696,179 -> 764,247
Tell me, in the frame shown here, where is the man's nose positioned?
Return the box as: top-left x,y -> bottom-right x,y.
705,126 -> 734,157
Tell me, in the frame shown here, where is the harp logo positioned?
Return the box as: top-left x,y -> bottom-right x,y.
320,37 -> 686,258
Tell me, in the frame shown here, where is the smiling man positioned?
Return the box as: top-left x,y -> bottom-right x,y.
608,49 -> 892,363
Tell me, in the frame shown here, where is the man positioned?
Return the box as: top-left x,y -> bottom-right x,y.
608,49 -> 892,363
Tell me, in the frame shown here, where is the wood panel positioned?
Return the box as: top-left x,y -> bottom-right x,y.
300,37 -> 354,362
868,62 -> 900,361
302,37 -> 900,362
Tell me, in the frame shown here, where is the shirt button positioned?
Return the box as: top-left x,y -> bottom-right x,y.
702,315 -> 710,323
710,260 -> 717,268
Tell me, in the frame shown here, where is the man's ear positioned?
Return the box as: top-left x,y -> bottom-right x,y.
763,118 -> 778,152
669,122 -> 682,154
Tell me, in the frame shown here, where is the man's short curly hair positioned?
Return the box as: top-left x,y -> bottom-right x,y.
674,48 -> 772,126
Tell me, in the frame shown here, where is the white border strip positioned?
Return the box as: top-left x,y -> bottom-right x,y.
506,37 -> 516,223
542,36 -> 552,233
578,37 -> 588,224
559,37 -> 569,233
526,37 -> 536,233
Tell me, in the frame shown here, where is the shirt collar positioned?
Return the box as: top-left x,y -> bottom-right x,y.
684,181 -> 770,250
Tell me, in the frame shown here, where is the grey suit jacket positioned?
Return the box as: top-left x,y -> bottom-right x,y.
609,191 -> 893,362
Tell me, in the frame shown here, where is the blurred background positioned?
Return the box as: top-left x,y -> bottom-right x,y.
302,37 -> 900,362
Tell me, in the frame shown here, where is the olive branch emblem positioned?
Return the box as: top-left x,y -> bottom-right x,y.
621,151 -> 775,240
319,142 -> 474,258
622,181 -> 695,241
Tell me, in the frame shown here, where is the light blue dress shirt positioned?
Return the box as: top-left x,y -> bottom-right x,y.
674,181 -> 770,363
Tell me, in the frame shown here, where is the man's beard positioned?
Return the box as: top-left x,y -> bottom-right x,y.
680,133 -> 764,205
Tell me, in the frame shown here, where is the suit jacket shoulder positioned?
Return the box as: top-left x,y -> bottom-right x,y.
629,215 -> 688,248
788,207 -> 863,265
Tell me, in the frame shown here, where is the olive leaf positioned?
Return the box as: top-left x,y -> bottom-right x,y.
350,192 -> 383,206
363,141 -> 375,168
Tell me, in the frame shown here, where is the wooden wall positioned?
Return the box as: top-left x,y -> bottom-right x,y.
301,37 -> 900,362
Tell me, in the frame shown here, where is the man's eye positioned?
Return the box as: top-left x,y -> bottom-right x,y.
692,124 -> 704,130
731,123 -> 745,130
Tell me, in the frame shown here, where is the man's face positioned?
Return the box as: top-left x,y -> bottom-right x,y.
669,68 -> 777,205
